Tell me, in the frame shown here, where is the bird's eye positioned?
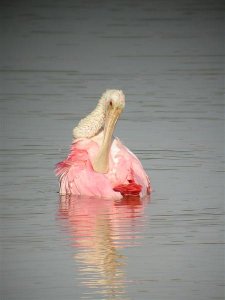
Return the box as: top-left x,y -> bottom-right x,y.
109,101 -> 113,106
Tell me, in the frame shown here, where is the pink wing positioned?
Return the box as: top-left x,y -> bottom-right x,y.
109,138 -> 151,197
55,138 -> 151,199
56,140 -> 123,199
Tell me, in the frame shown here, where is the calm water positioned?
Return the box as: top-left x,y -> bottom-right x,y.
1,0 -> 224,299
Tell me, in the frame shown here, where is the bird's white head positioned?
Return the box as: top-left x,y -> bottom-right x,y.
73,89 -> 125,173
73,89 -> 125,140
100,89 -> 125,112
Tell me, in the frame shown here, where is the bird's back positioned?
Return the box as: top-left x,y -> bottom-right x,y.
55,137 -> 150,199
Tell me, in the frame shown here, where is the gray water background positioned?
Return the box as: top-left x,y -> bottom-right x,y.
1,0 -> 224,299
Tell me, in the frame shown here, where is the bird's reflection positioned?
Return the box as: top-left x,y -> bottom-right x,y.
58,195 -> 150,299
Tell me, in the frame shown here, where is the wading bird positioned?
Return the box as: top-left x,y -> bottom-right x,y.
55,90 -> 151,199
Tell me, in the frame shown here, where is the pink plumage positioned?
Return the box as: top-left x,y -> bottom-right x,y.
55,90 -> 151,199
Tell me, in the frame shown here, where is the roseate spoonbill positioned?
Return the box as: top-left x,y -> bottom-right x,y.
55,90 -> 151,199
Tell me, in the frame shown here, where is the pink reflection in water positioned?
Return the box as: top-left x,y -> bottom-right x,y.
58,195 -> 150,299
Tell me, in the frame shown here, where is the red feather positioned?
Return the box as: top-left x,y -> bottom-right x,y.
113,180 -> 142,196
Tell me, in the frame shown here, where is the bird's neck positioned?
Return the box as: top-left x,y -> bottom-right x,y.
73,100 -> 112,173
73,100 -> 105,139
